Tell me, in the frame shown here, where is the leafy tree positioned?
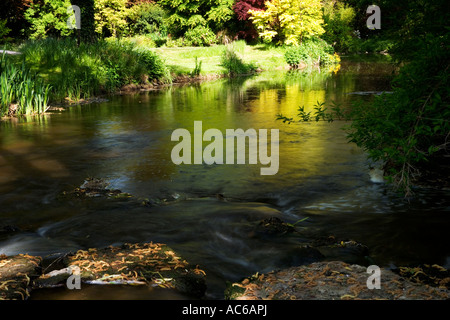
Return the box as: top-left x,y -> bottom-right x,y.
322,1 -> 356,52
94,0 -> 131,37
248,0 -> 325,46
233,0 -> 266,41
159,0 -> 234,37
24,0 -> 73,39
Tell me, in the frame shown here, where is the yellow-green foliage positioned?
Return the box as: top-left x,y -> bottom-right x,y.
94,0 -> 131,37
248,0 -> 325,46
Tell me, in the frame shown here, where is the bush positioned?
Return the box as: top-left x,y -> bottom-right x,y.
135,48 -> 171,83
349,36 -> 394,54
184,25 -> 216,47
284,38 -> 337,68
129,2 -> 167,36
322,2 -> 356,53
346,34 -> 450,195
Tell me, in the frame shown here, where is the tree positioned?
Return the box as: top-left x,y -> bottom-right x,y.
94,0 -> 130,37
248,0 -> 325,46
24,0 -> 73,39
233,0 -> 266,41
322,1 -> 356,52
159,0 -> 234,37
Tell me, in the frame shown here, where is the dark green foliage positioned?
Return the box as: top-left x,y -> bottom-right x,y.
129,2 -> 167,36
71,0 -> 96,43
348,34 -> 449,194
322,2 -> 356,53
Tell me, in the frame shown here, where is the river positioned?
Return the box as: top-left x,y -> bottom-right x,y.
0,56 -> 449,299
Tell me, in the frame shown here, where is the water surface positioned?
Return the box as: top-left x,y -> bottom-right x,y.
1,57 -> 448,299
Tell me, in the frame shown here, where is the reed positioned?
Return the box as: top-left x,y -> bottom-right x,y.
0,55 -> 51,117
19,38 -> 171,102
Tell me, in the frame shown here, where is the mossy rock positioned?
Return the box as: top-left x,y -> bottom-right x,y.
61,242 -> 207,298
0,254 -> 42,300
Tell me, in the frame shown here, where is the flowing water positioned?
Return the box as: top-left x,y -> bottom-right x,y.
0,57 -> 449,299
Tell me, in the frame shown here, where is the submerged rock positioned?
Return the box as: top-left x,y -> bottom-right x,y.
226,261 -> 449,300
61,177 -> 132,199
313,237 -> 370,266
0,254 -> 42,300
255,217 -> 296,236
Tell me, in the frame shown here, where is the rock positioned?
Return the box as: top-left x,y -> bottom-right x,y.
34,267 -> 75,288
225,261 -> 450,300
394,264 -> 450,289
38,242 -> 207,298
61,177 -> 132,199
254,217 -> 296,236
0,254 -> 42,300
315,239 -> 370,265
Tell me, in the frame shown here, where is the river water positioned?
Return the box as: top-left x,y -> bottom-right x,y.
0,57 -> 449,299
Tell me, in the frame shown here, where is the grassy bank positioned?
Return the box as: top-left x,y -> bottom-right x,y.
0,37 -> 341,117
152,41 -> 287,77
18,38 -> 171,103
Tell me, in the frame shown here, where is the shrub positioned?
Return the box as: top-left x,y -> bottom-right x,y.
184,25 -> 217,47
135,48 -> 171,83
346,34 -> 450,195
129,2 -> 168,36
284,38 -> 337,68
322,2 -> 356,53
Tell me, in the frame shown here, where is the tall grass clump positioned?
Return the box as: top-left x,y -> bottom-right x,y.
221,42 -> 257,75
0,54 -> 51,117
19,38 -> 170,103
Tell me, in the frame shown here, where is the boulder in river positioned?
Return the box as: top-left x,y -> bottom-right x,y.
225,261 -> 449,300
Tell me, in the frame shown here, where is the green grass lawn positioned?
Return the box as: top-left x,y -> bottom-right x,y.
151,42 -> 288,77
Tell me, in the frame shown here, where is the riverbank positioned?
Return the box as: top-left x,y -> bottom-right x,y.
1,38 -> 342,118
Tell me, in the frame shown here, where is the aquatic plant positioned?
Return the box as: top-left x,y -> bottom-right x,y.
0,55 -> 51,116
